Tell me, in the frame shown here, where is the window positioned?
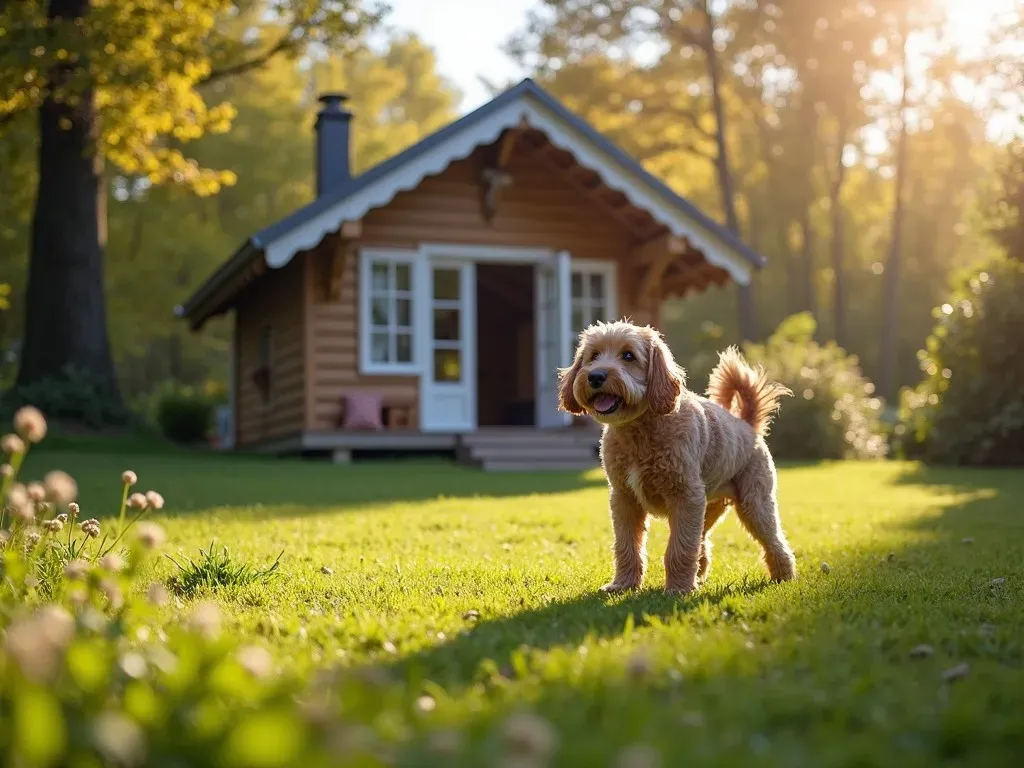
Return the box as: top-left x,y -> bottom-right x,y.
569,261 -> 616,353
359,249 -> 418,374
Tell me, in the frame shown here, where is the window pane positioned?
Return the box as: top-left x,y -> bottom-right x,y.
571,307 -> 584,333
433,308 -> 460,341
395,298 -> 412,328
370,332 -> 389,363
571,272 -> 583,299
589,302 -> 607,325
370,298 -> 389,327
395,332 -> 413,363
394,263 -> 411,292
589,273 -> 605,299
433,268 -> 460,301
371,262 -> 389,293
434,348 -> 461,382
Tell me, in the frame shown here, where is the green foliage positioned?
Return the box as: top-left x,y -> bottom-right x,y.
1,365 -> 132,429
153,382 -> 219,444
987,132 -> 1024,259
167,541 -> 283,597
739,313 -> 888,460
898,257 -> 1024,465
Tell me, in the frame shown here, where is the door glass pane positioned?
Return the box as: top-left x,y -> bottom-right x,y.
571,307 -> 584,333
371,262 -> 389,293
395,298 -> 412,328
395,332 -> 413,363
394,263 -> 411,292
433,268 -> 460,301
370,298 -> 389,327
434,348 -> 461,382
589,273 -> 605,300
433,308 -> 460,341
571,272 -> 583,299
370,332 -> 389,363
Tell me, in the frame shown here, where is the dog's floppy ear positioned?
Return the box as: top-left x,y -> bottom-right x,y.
646,329 -> 685,416
557,342 -> 586,415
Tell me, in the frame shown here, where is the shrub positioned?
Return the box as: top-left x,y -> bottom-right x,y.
736,313 -> 888,461
154,382 -> 216,444
1,364 -> 132,429
897,257 -> 1024,465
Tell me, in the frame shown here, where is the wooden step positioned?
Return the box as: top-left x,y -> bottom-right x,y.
468,444 -> 598,462
481,458 -> 600,472
461,429 -> 600,448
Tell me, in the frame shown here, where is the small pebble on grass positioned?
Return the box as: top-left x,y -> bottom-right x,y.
820,562 -> 831,574
320,566 -> 334,575
961,537 -> 975,545
990,577 -> 1006,587
463,609 -> 481,621
909,644 -> 934,659
942,662 -> 970,682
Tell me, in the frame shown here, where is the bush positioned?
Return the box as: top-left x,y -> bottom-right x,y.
897,257 -> 1024,465
733,313 -> 888,461
1,364 -> 132,429
154,382 -> 217,444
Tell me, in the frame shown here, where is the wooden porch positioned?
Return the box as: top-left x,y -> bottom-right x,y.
247,424 -> 602,472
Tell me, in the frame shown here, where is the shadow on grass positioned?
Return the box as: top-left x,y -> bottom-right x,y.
21,448 -> 608,517
390,577 -> 775,684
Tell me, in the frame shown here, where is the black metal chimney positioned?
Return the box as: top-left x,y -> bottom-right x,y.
315,93 -> 352,197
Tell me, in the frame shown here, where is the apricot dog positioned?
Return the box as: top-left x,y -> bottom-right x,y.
557,320 -> 797,595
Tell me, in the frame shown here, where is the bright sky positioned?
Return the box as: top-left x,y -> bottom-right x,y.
384,0 -> 536,111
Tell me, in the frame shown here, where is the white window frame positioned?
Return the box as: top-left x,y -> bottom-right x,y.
358,247 -> 420,375
569,258 -> 618,353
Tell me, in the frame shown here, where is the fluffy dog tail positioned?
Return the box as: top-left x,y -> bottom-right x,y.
706,346 -> 792,436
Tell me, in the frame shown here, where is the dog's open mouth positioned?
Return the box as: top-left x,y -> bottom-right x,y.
590,393 -> 622,415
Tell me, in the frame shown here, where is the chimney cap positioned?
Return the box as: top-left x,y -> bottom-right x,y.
318,92 -> 350,109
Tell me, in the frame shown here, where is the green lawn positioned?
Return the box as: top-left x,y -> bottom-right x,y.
23,446 -> 1024,766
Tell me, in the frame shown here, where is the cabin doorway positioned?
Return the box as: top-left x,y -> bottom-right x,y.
475,263 -> 536,426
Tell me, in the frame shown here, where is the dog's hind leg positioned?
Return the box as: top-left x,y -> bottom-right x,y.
698,498 -> 731,585
733,442 -> 797,582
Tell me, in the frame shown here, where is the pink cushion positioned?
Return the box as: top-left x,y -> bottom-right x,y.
341,392 -> 383,430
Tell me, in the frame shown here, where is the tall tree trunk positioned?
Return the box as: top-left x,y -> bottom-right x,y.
16,0 -> 121,408
798,103 -> 819,321
703,1 -> 756,341
830,108 -> 851,348
879,14 -> 910,400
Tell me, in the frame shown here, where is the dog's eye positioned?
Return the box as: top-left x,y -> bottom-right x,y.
590,350 -> 601,362
622,350 -> 635,362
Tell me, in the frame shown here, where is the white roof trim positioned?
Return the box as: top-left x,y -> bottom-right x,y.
263,92 -> 753,285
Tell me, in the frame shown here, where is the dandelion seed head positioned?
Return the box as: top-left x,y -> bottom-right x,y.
13,406 -> 47,443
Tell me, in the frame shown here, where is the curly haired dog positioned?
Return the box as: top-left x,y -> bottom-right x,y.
557,320 -> 797,595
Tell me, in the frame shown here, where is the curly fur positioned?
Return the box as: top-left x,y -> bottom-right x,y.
557,321 -> 797,595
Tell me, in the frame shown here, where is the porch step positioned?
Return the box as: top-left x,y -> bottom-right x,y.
458,427 -> 601,472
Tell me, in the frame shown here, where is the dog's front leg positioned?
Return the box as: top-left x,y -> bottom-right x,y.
599,486 -> 648,594
664,482 -> 706,595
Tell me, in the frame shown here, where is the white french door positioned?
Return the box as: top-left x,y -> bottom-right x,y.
420,260 -> 476,432
534,250 -> 573,428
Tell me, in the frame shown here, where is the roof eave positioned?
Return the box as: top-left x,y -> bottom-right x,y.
176,237 -> 264,328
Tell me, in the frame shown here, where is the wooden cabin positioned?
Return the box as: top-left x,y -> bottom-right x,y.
177,79 -> 766,470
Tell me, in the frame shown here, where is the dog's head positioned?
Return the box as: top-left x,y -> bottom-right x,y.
557,320 -> 686,425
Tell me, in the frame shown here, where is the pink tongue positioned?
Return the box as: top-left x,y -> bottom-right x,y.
593,394 -> 618,413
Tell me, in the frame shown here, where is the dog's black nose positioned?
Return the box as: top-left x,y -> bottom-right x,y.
588,369 -> 607,388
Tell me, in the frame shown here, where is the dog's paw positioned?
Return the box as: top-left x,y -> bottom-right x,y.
599,581 -> 639,594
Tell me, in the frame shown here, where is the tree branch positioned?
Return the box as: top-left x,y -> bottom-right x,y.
199,35 -> 294,85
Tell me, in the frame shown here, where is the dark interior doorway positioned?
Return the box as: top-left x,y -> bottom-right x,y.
476,263 -> 536,426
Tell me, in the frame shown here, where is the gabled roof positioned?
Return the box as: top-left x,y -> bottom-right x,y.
178,78 -> 765,325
